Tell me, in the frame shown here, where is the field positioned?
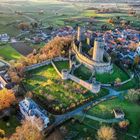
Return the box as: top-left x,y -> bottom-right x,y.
0,44 -> 22,61
24,61 -> 108,114
11,42 -> 34,56
86,96 -> 140,138
62,94 -> 140,140
0,0 -> 139,36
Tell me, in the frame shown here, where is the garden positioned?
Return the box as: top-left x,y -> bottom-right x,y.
23,61 -> 108,114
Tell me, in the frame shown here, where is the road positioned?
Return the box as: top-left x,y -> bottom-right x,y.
43,88 -> 124,135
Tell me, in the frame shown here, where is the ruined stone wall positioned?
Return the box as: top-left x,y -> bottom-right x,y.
51,60 -> 62,77
68,74 -> 100,93
25,57 -> 68,71
72,43 -> 113,73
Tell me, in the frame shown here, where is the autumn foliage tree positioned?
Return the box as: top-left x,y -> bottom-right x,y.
8,70 -> 22,84
18,22 -> 30,30
97,126 -> 116,140
125,89 -> 140,103
134,55 -> 140,65
0,89 -> 16,110
38,36 -> 72,60
9,118 -> 44,140
108,18 -> 115,25
119,120 -> 129,130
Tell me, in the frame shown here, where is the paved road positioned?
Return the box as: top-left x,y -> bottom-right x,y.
53,88 -> 123,126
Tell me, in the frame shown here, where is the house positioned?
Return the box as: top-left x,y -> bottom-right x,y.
113,108 -> 125,119
0,76 -> 7,90
0,34 -> 10,42
19,98 -> 50,130
136,46 -> 140,55
0,60 -> 10,75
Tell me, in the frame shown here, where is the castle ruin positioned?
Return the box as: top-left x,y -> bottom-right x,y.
71,26 -> 113,74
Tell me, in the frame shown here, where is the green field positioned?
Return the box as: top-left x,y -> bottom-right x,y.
0,0 -> 139,36
0,44 -> 22,61
95,65 -> 129,84
86,96 -> 140,136
64,95 -> 140,140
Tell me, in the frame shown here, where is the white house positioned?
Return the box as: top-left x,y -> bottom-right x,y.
19,98 -> 50,130
136,46 -> 140,56
0,34 -> 10,42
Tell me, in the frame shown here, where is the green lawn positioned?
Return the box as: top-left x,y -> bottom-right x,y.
95,65 -> 129,84
54,61 -> 69,71
115,77 -> 138,91
0,115 -> 20,136
0,44 -> 22,61
86,96 -> 140,135
74,64 -> 92,80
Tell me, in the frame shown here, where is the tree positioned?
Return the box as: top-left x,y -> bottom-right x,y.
134,55 -> 140,65
18,22 -> 30,30
97,126 -> 116,140
9,118 -> 44,140
26,91 -> 33,98
0,129 -> 5,138
125,89 -> 140,103
8,70 -> 22,84
0,89 -> 16,110
115,78 -> 121,84
119,120 -> 129,130
108,18 -> 114,25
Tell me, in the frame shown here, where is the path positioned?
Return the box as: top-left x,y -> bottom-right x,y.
79,113 -> 123,123
43,89 -> 122,135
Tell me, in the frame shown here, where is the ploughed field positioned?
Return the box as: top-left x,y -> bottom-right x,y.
23,61 -> 108,114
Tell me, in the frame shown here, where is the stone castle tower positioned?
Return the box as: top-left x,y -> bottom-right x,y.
77,26 -> 81,41
92,37 -> 104,62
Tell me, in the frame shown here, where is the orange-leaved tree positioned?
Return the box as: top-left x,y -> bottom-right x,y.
9,118 -> 44,140
0,89 -> 16,110
97,126 -> 116,140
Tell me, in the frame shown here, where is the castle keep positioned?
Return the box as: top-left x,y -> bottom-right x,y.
71,27 -> 113,74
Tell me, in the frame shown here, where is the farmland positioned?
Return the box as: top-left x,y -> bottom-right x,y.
0,0 -> 140,36
0,44 -> 22,61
